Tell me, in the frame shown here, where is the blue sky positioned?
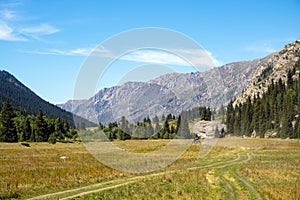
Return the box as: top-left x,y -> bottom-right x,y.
0,0 -> 299,104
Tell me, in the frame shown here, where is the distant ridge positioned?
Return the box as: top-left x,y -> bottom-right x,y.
0,70 -> 96,127
59,53 -> 271,124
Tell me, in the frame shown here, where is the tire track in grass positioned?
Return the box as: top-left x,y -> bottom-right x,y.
211,153 -> 252,200
236,176 -> 263,200
59,180 -> 137,200
28,152 -> 252,200
231,153 -> 263,200
223,179 -> 234,200
187,153 -> 241,171
217,168 -> 236,200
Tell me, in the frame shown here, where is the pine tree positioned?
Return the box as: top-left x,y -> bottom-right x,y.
153,115 -> 159,123
0,100 -> 17,142
21,116 -> 32,141
120,116 -> 130,135
162,119 -> 170,134
233,104 -> 242,135
34,111 -> 49,142
177,114 -> 191,138
48,133 -> 57,144
226,61 -> 300,139
154,120 -> 161,138
225,100 -> 235,134
176,115 -> 181,134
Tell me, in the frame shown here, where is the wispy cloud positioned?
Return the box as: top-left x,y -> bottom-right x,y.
0,2 -> 59,42
0,20 -> 25,41
1,9 -> 17,20
24,47 -> 221,68
176,49 -> 221,67
23,47 -> 94,56
122,50 -> 189,66
121,49 -> 220,67
20,24 -> 59,35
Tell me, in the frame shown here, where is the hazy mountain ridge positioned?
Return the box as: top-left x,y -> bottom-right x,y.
59,55 -> 270,124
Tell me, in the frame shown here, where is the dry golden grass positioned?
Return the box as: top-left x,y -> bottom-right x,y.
0,142 -> 125,199
239,142 -> 300,199
112,139 -> 170,153
0,137 -> 299,199
70,138 -> 300,200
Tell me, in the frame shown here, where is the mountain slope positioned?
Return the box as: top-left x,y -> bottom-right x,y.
234,38 -> 300,105
0,70 -> 95,127
59,55 -> 270,124
226,39 -> 300,138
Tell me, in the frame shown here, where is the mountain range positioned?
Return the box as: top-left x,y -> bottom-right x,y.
2,39 -> 298,127
58,42 -> 293,124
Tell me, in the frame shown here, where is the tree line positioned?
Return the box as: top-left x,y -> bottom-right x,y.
99,106 -> 212,140
226,58 -> 300,139
0,100 -> 77,143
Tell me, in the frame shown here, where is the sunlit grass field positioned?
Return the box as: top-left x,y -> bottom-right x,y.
0,137 -> 299,199
0,142 -> 125,199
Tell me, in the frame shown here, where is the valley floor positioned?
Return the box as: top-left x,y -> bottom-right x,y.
0,137 -> 299,199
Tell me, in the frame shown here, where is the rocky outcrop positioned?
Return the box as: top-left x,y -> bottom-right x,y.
234,38 -> 300,105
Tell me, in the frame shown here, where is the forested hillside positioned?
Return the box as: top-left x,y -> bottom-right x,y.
226,58 -> 300,138
0,70 -> 95,128
0,100 -> 77,143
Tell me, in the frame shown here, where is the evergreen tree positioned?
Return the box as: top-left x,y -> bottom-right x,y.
176,115 -> 181,134
17,116 -> 32,141
166,113 -> 173,121
226,61 -> 300,139
34,111 -> 49,142
154,120 -> 161,138
233,104 -> 242,135
162,119 -> 170,134
120,116 -> 129,134
225,100 -> 235,134
63,119 -> 70,134
48,133 -> 57,144
0,100 -> 17,142
204,108 -> 212,121
161,114 -> 166,121
177,114 -> 191,139
153,115 -> 159,123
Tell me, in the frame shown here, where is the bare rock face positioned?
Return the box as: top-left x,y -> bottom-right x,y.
234,38 -> 300,106
58,39 -> 300,124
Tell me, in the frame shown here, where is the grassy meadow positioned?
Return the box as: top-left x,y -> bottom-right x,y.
0,137 -> 299,199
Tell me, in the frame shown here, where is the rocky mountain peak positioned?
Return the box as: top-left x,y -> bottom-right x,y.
234,38 -> 300,105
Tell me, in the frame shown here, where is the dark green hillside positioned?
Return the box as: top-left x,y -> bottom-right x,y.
0,70 -> 95,127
